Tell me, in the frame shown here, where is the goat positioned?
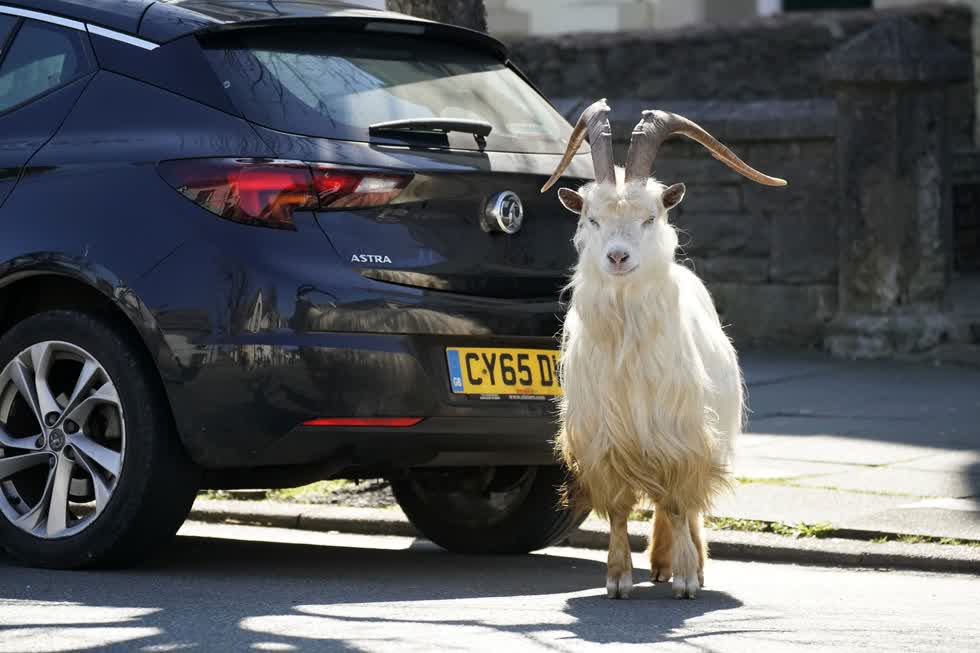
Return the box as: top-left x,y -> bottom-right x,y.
541,100 -> 786,600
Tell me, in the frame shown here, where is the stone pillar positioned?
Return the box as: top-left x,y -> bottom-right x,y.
825,18 -> 972,357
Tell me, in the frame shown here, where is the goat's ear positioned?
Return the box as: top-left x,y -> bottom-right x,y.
557,187 -> 584,215
662,183 -> 686,210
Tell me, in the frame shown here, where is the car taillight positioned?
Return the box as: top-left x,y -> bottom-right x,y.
158,159 -> 411,230
312,168 -> 410,209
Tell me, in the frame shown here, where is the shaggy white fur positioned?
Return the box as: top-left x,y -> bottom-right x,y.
556,173 -> 744,600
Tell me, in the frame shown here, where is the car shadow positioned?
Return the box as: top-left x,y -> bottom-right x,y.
0,533 -> 747,651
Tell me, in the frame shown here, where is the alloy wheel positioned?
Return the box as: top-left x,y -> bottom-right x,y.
0,341 -> 125,539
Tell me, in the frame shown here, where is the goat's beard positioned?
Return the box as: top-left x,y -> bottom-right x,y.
563,265 -> 677,372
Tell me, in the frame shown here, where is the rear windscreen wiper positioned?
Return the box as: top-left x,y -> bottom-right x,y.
369,118 -> 493,148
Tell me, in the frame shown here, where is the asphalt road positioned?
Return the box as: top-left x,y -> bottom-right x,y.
1,522 -> 977,652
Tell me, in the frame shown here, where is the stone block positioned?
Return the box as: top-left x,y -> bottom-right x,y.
655,156 -> 743,185
679,185 -> 742,213
824,311 -> 957,358
827,17 -> 972,84
609,99 -> 836,142
686,257 -> 769,284
770,210 -> 838,284
741,141 -> 837,284
673,211 -> 769,257
709,283 -> 838,347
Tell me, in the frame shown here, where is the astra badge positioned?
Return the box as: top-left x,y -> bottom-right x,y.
351,254 -> 393,264
483,191 -> 524,234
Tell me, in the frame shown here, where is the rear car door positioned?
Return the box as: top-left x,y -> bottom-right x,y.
0,17 -> 96,206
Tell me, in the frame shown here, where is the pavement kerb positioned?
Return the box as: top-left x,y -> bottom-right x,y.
190,500 -> 980,575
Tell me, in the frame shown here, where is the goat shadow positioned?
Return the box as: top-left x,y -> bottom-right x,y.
0,533 -> 746,651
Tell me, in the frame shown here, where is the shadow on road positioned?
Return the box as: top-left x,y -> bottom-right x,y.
0,534 -> 745,651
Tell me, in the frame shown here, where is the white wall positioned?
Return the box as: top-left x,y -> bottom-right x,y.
487,0 -> 658,35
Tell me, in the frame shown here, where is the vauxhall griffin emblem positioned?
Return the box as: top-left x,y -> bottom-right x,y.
483,191 -> 524,234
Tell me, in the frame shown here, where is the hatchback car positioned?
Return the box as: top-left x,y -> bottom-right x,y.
0,0 -> 597,568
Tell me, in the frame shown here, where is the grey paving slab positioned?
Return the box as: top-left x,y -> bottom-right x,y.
839,505 -> 980,541
745,359 -> 980,423
794,468 -> 980,499
732,456 -> 858,481
893,450 -> 980,473
738,433 -> 942,466
747,415 -> 976,448
740,351 -> 840,386
711,484 -> 909,525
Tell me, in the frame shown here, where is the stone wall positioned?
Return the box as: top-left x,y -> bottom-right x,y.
512,5 -> 976,353
508,3 -> 973,147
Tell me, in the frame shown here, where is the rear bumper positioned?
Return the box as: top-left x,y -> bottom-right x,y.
162,333 -> 562,469
272,416 -> 559,468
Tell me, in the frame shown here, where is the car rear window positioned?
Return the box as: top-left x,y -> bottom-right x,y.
202,30 -> 575,154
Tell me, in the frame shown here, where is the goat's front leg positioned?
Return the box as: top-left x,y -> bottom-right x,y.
606,505 -> 634,599
648,505 -> 673,583
668,510 -> 701,599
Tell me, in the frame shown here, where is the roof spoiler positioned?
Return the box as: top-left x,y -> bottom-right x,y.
188,16 -> 508,61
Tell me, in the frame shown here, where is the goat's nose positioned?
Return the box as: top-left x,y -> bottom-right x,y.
607,249 -> 630,265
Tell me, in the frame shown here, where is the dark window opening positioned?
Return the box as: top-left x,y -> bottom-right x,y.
954,184 -> 980,273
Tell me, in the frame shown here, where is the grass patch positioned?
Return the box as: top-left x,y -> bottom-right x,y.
705,516 -> 834,538
870,534 -> 980,548
706,517 -> 770,533
267,480 -> 355,503
198,490 -> 228,500
735,477 -> 796,486
197,481 -> 359,503
771,522 -> 835,539
626,514 -> 837,539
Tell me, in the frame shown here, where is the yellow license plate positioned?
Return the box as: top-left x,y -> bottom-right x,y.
446,347 -> 561,397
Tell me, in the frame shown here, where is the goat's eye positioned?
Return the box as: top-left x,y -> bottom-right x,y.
588,218 -> 599,228
643,217 -> 656,226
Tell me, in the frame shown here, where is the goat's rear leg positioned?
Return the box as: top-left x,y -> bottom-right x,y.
648,506 -> 672,583
668,511 -> 701,599
606,504 -> 634,599
689,511 -> 707,587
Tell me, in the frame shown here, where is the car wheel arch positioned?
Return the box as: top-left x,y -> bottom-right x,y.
0,268 -> 191,457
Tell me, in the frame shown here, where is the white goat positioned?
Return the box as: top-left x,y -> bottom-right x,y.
541,100 -> 786,600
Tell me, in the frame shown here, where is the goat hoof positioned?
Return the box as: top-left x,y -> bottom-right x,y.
651,567 -> 672,583
672,574 -> 700,600
606,572 -> 633,599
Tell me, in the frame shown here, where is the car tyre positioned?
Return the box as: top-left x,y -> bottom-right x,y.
0,310 -> 199,569
391,465 -> 585,554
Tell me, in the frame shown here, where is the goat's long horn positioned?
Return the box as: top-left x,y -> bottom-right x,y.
541,99 -> 616,193
624,110 -> 787,187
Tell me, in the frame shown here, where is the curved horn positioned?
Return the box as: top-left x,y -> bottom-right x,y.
623,110 -> 787,187
541,99 -> 616,193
